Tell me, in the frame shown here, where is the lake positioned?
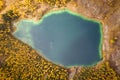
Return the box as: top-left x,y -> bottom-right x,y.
13,10 -> 102,67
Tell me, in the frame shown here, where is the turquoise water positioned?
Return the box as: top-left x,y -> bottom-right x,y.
13,10 -> 102,67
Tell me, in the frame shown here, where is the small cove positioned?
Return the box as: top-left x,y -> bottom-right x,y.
13,10 -> 102,67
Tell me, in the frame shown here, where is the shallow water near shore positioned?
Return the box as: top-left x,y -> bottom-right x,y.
13,10 -> 102,67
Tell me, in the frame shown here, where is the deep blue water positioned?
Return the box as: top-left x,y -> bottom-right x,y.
13,11 -> 102,67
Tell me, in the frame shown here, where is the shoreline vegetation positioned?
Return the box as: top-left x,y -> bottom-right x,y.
0,0 -> 120,80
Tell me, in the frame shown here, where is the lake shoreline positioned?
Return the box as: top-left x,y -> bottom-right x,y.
14,9 -> 103,68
